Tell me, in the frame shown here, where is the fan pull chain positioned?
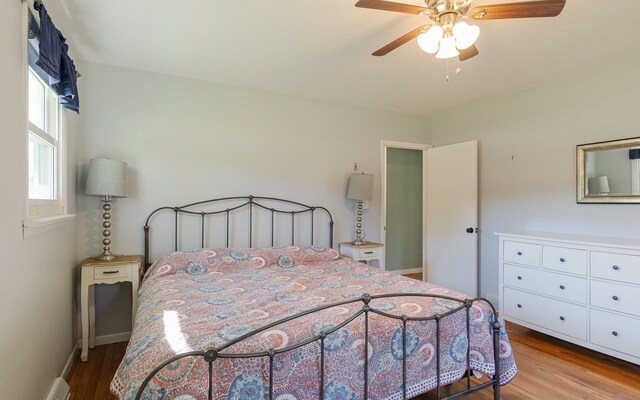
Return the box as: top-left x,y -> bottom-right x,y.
446,58 -> 450,82
445,57 -> 463,81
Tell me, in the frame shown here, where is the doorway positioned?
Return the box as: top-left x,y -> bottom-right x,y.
381,141 -> 429,275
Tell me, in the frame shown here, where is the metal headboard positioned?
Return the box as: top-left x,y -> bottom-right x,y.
143,195 -> 334,269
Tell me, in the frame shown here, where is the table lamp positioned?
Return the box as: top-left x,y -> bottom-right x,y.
85,158 -> 128,260
588,176 -> 610,195
347,172 -> 373,245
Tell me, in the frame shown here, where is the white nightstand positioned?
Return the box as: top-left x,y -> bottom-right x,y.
339,241 -> 384,269
80,255 -> 142,362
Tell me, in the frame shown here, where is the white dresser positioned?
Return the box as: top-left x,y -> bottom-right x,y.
497,232 -> 640,365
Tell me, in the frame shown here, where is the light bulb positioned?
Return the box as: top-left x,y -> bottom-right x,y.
417,25 -> 443,54
452,21 -> 480,50
452,21 -> 469,39
435,36 -> 459,59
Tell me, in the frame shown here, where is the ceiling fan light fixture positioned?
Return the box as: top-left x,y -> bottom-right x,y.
452,21 -> 480,50
435,35 -> 459,59
357,0 -> 567,60
417,25 -> 443,54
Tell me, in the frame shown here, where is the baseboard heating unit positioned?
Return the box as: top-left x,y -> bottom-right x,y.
45,377 -> 70,400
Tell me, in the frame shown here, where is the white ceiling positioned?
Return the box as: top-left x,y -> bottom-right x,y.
49,0 -> 640,116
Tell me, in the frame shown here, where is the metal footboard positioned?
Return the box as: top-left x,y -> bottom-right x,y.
135,293 -> 502,400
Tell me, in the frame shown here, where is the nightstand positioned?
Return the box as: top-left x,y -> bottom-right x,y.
339,241 -> 384,269
80,255 -> 142,362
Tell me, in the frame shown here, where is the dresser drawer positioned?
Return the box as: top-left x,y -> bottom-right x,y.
503,264 -> 587,304
590,280 -> 640,317
591,251 -> 640,285
94,265 -> 130,280
590,309 -> 640,359
503,287 -> 587,340
503,241 -> 540,267
542,245 -> 587,276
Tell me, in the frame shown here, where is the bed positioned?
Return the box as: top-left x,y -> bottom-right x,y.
111,196 -> 517,399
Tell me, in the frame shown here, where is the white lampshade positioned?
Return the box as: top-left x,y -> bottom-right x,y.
588,176 -> 610,194
417,25 -> 443,54
347,173 -> 374,201
452,21 -> 480,50
85,158 -> 128,198
435,36 -> 460,59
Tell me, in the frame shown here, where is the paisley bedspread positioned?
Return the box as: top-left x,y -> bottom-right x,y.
111,246 -> 517,399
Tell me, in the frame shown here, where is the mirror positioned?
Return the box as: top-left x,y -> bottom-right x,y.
577,137 -> 640,203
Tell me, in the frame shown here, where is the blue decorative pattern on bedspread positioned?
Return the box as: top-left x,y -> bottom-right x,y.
111,246 -> 517,399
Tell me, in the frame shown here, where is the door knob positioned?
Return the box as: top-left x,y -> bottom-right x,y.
466,227 -> 474,233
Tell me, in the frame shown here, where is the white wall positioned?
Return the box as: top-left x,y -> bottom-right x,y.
0,1 -> 78,398
433,56 -> 640,302
77,62 -> 432,335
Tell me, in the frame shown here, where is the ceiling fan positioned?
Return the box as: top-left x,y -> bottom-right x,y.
356,0 -> 566,61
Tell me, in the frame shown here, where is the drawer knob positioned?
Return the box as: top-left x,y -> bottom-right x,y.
559,285 -> 565,290
517,251 -> 522,256
612,295 -> 619,301
364,251 -> 374,255
612,265 -> 620,271
559,316 -> 565,321
612,331 -> 619,337
517,304 -> 522,308
559,258 -> 565,262
517,276 -> 522,280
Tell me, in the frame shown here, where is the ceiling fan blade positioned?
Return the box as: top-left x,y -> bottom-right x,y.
372,25 -> 428,56
356,0 -> 429,16
471,0 -> 565,20
458,44 -> 479,61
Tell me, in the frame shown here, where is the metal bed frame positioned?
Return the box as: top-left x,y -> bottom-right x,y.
136,195 -> 502,399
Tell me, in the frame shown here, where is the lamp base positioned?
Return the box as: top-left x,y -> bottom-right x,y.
96,195 -> 118,262
352,200 -> 368,246
94,249 -> 118,261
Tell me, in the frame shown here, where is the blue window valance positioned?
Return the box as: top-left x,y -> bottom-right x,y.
29,2 -> 79,112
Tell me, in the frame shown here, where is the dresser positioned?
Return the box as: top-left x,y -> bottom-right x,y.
497,232 -> 640,365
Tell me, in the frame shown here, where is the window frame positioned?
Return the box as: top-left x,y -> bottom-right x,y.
25,63 -> 67,221
21,2 -> 75,238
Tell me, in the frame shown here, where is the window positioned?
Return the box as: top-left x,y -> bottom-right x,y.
27,67 -> 64,218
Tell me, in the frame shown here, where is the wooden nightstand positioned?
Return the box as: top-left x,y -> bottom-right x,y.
339,242 -> 384,269
80,255 -> 142,362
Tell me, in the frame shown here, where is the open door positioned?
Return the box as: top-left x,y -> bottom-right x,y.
426,141 -> 478,296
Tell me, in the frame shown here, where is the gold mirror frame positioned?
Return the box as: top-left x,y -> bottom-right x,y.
577,137 -> 640,204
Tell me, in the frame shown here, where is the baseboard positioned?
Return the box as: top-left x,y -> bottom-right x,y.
393,267 -> 423,275
94,331 -> 131,346
61,341 -> 79,380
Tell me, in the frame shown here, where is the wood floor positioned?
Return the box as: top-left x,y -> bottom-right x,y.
68,274 -> 640,399
67,341 -> 127,400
